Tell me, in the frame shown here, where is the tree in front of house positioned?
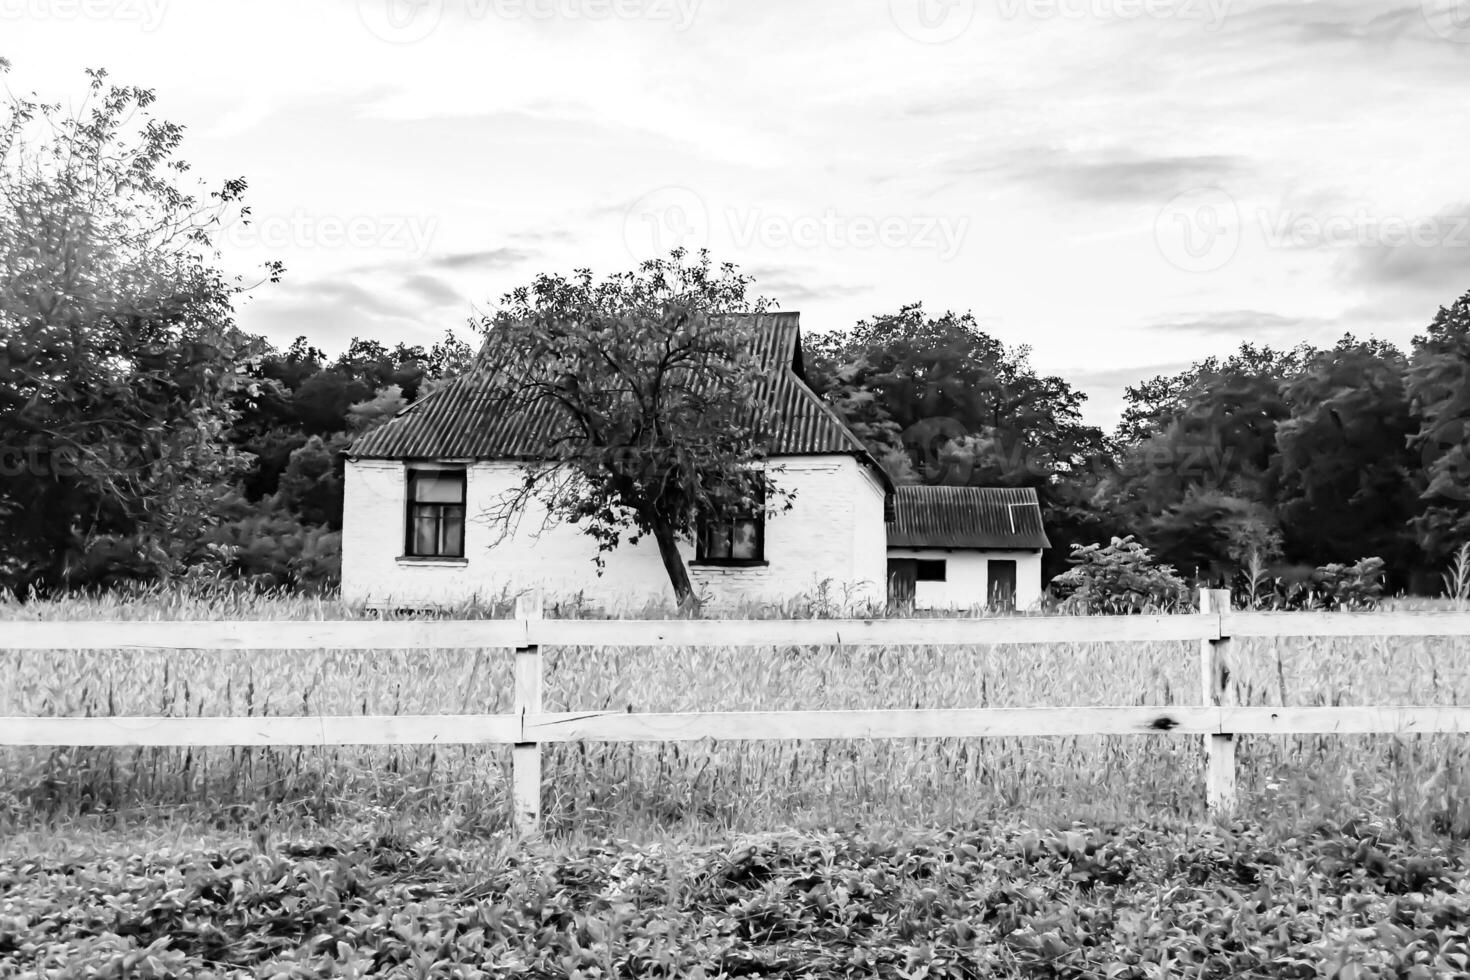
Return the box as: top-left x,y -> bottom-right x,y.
472,250 -> 790,607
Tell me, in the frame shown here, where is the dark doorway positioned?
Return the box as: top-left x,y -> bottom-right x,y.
887,558 -> 917,607
988,559 -> 1017,609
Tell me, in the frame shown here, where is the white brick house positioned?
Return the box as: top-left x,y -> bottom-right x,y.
340,313 -> 895,610
885,486 -> 1050,610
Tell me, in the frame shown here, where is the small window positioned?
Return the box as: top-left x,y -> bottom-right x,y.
916,559 -> 947,582
406,468 -> 466,558
698,514 -> 765,563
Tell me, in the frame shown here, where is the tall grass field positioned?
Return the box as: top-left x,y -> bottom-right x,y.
2,590 -> 1466,843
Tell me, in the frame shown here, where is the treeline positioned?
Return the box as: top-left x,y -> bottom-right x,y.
806,298 -> 1470,595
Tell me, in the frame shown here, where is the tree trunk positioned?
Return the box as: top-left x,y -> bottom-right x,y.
649,516 -> 697,611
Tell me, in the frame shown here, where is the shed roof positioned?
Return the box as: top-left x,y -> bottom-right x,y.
350,312 -> 881,469
886,485 -> 1050,550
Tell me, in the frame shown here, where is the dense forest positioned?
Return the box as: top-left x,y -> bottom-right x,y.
5,63 -> 1470,600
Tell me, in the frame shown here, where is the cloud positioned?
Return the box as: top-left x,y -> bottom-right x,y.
1064,361 -> 1202,431
746,265 -> 873,306
1067,361 -> 1199,391
1330,202 -> 1470,291
1143,310 -> 1332,338
238,266 -> 472,355
427,248 -> 535,271
949,147 -> 1246,204
1232,2 -> 1432,46
272,278 -> 413,320
401,273 -> 465,307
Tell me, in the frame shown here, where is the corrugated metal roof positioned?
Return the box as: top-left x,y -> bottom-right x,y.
886,485 -> 1050,550
350,312 -> 879,464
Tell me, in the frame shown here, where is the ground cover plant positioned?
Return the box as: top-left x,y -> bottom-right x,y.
2,819 -> 1468,978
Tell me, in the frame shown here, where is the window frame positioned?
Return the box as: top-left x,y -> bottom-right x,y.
403,466 -> 468,560
693,510 -> 767,566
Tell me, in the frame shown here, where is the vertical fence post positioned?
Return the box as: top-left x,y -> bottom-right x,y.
512,591 -> 544,835
1199,587 -> 1236,812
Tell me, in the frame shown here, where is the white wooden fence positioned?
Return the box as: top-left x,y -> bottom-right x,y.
3,589 -> 1470,832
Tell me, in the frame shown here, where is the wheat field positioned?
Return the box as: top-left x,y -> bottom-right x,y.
1,588 -> 1466,841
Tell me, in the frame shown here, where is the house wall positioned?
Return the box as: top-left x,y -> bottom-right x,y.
886,548 -> 1045,609
341,455 -> 888,611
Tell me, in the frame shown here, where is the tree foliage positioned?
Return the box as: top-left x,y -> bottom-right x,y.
807,304 -> 1110,578
1408,290 -> 1470,566
474,250 -> 789,606
0,65 -> 273,592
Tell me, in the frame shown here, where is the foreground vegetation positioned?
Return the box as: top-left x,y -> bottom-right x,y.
3,819 -> 1468,978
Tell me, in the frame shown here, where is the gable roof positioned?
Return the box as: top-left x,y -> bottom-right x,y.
349,312 -> 883,471
886,485 -> 1050,550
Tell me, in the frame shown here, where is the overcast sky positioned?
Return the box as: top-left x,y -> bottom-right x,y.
7,0 -> 1470,427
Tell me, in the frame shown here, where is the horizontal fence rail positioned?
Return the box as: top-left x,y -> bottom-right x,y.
7,611 -> 1470,651
2,592 -> 1467,831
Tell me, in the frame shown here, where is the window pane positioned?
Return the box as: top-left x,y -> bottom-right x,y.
412,471 -> 464,503
412,511 -> 440,556
916,559 -> 946,582
731,519 -> 760,559
441,509 -> 465,557
705,524 -> 731,559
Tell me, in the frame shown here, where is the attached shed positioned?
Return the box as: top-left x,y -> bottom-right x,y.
886,486 -> 1050,609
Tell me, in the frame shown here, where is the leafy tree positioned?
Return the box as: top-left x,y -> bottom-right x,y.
1146,489 -> 1281,583
808,304 -> 1111,578
1117,343 -> 1313,446
474,250 -> 789,607
1408,289 -> 1470,567
291,370 -> 370,435
0,64 -> 276,592
810,305 -> 1104,484
1273,338 -> 1418,577
1103,343 -> 1312,579
424,328 -> 475,381
274,434 -> 349,529
346,384 -> 408,433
